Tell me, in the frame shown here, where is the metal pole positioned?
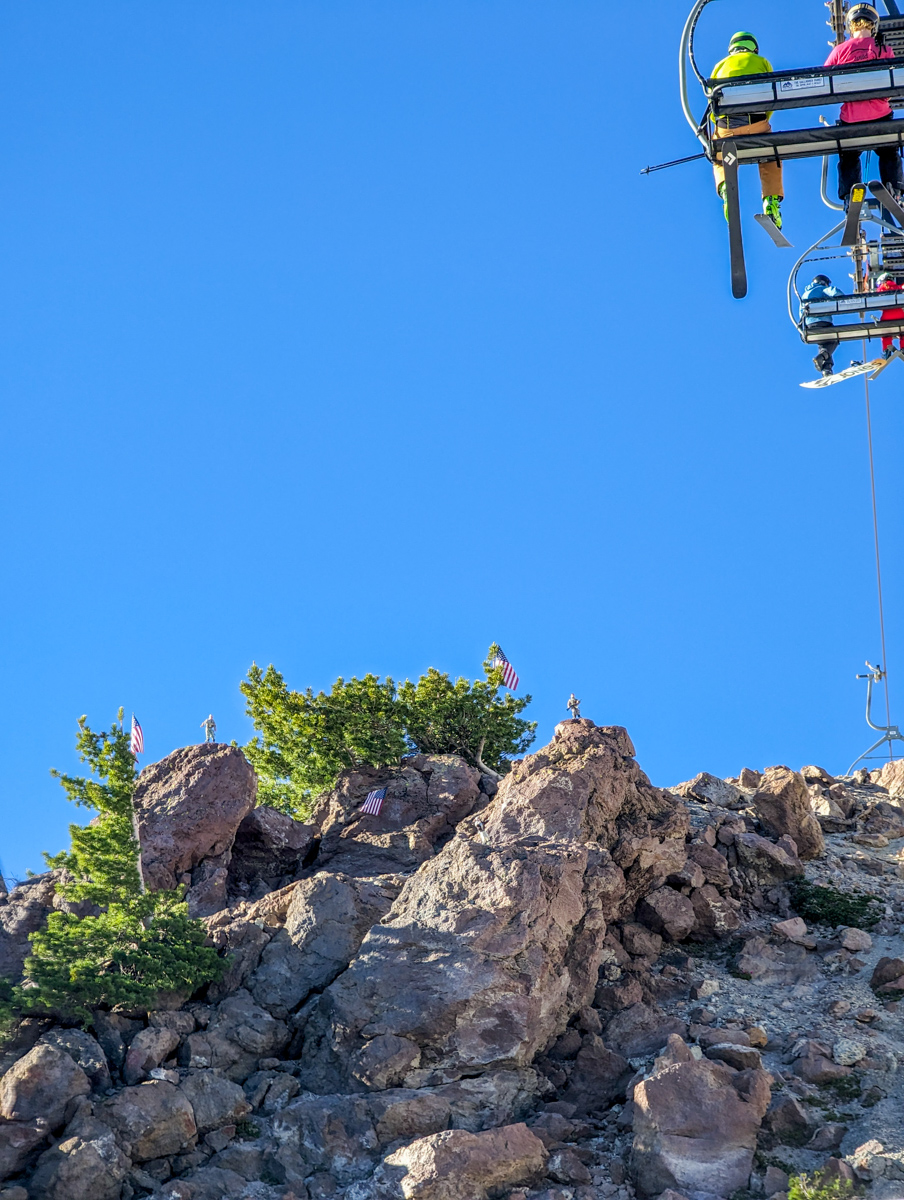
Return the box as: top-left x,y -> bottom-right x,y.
679,0 -> 718,147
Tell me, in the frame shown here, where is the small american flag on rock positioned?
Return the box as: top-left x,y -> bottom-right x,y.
491,648 -> 519,691
130,714 -> 144,757
360,787 -> 387,816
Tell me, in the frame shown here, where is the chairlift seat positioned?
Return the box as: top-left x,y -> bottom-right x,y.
801,315 -> 904,343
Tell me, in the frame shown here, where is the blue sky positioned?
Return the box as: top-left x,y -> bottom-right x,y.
2,0 -> 903,881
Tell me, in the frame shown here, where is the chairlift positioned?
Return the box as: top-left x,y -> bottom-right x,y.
680,0 -> 904,297
789,196 -> 904,352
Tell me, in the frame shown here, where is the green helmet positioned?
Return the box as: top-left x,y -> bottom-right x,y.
729,31 -> 759,54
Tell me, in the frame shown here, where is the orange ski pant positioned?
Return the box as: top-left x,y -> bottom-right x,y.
712,119 -> 784,198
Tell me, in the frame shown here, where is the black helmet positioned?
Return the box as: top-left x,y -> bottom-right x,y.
729,31 -> 759,54
847,4 -> 880,29
813,274 -> 832,286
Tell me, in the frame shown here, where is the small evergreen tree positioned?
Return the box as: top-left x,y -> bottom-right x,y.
20,712 -> 222,1020
241,647 -> 536,820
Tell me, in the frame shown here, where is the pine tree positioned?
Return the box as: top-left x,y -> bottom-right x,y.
20,711 -> 222,1020
242,648 -> 536,819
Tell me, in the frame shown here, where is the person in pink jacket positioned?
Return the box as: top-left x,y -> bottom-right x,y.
824,4 -> 904,203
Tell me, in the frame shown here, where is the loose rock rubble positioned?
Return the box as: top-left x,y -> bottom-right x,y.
1,732 -> 903,1198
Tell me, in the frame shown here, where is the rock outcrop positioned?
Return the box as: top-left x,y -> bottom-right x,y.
7,720 -> 904,1198
133,743 -> 257,895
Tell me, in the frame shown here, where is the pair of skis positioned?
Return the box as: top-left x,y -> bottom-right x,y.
800,348 -> 904,389
840,181 -> 904,246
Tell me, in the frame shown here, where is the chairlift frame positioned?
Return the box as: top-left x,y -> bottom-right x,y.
848,661 -> 904,773
680,0 -> 904,296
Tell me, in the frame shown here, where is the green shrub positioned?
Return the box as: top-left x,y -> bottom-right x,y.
788,1173 -> 864,1199
788,879 -> 881,929
241,646 -> 536,818
17,712 -> 223,1021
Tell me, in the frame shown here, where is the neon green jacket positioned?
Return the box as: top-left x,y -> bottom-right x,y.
711,51 -> 774,120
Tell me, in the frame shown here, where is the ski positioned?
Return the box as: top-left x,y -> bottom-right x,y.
753,213 -> 793,248
800,358 -> 884,388
721,141 -> 747,299
868,180 -> 904,228
841,183 -> 867,247
869,348 -> 904,379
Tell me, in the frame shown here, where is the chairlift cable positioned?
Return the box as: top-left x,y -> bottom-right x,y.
862,353 -> 895,753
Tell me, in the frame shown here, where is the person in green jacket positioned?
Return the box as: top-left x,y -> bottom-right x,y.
710,32 -> 784,228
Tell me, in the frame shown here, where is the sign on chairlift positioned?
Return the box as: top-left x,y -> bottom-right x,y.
779,75 -> 827,93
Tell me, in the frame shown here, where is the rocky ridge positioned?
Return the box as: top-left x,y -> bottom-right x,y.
0,726 -> 902,1199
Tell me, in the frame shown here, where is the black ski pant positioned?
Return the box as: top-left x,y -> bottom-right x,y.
809,322 -> 838,372
837,115 -> 904,200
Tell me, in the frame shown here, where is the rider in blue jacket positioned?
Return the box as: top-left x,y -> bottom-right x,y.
801,274 -> 845,375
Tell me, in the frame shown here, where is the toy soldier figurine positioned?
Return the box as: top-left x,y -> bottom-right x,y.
201,714 -> 217,743
567,694 -> 581,720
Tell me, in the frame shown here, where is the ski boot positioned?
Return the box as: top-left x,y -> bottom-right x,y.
884,346 -> 897,359
763,195 -> 783,230
813,349 -> 834,377
718,182 -> 729,223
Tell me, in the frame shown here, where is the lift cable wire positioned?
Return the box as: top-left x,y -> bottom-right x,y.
863,350 -> 895,754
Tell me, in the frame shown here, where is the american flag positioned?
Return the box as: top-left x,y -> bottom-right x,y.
491,648 -> 519,691
130,715 -> 144,757
360,787 -> 387,816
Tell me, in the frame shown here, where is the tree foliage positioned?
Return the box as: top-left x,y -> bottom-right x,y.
241,646 -> 536,818
18,712 -> 222,1021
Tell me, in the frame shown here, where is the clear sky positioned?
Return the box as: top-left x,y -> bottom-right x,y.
3,0 -> 904,881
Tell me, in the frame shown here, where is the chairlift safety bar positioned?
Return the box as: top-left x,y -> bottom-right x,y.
710,56 -> 904,118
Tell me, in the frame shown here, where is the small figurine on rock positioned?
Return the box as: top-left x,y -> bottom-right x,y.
567,694 -> 582,721
201,714 -> 217,743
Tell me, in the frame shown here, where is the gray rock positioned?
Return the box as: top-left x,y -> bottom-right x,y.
180,990 -> 289,1082
102,1079 -> 197,1161
27,1117 -> 129,1200
122,1026 -> 180,1086
0,1044 -> 90,1130
37,1029 -> 110,1091
383,1123 -> 548,1200
604,1003 -> 688,1059
179,1071 -> 251,1134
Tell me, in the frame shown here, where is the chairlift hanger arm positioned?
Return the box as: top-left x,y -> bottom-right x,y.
679,0 -> 718,148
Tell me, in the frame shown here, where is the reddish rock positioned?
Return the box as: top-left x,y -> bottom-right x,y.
632,1058 -> 772,1197
636,888 -> 695,942
134,744 -> 257,891
384,1123 -> 547,1199
751,767 -> 825,860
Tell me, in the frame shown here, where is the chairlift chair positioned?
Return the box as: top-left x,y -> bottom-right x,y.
681,0 -> 904,297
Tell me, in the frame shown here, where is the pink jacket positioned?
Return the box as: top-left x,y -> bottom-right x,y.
825,36 -> 894,123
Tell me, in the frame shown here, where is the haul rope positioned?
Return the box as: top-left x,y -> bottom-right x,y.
863,342 -> 895,754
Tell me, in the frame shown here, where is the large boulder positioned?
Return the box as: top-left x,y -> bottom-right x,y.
560,1035 -> 632,1114
248,872 -> 402,1019
383,1123 -> 548,1200
27,1116 -> 130,1200
871,758 -> 904,799
122,1026 -> 180,1086
636,887 -> 695,941
0,1044 -> 90,1130
632,1052 -> 772,1197
134,743 -> 257,891
102,1079 -> 196,1161
298,723 -> 686,1094
752,767 -> 825,860
37,1029 -> 110,1091
674,772 -> 745,809
179,1071 -> 250,1134
734,831 -> 803,886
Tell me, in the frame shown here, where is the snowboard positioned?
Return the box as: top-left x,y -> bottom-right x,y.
754,213 -> 793,248
800,358 -> 884,388
869,348 -> 904,378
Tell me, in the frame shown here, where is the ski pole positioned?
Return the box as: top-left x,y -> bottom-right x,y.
640,152 -> 707,175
